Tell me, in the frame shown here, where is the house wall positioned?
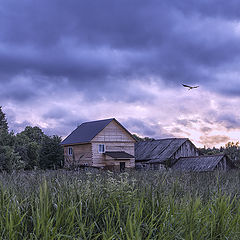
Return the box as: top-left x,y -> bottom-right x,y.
64,143 -> 92,168
91,121 -> 135,169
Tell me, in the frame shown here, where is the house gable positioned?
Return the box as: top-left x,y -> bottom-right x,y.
92,120 -> 136,143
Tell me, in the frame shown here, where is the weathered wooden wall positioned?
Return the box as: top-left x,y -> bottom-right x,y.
216,156 -> 234,171
173,140 -> 199,159
136,162 -> 165,170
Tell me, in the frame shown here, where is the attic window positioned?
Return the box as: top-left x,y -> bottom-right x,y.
98,144 -> 105,153
68,147 -> 73,156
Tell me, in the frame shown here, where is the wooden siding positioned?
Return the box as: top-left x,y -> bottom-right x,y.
91,121 -> 135,168
91,142 -> 135,168
92,121 -> 135,142
64,144 -> 92,168
172,140 -> 199,161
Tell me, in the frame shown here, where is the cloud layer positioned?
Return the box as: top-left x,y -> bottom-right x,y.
1,0 -> 240,147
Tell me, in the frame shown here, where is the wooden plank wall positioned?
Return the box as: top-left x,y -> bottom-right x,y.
173,140 -> 199,159
64,144 -> 92,167
91,121 -> 135,168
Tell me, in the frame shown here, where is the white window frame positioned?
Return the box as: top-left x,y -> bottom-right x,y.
98,144 -> 105,153
68,147 -> 73,156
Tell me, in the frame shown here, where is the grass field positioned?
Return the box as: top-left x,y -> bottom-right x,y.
1,169 -> 240,239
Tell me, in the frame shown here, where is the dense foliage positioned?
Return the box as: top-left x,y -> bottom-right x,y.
0,170 -> 240,239
0,106 -> 64,171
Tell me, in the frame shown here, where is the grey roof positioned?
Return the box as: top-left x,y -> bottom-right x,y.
105,151 -> 134,159
135,138 -> 188,163
61,118 -> 114,145
172,154 -> 231,172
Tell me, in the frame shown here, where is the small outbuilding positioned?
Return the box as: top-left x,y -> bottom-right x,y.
135,138 -> 199,170
172,154 -> 236,172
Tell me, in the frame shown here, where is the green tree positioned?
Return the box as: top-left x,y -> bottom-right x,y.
132,134 -> 155,142
0,107 -> 23,172
224,142 -> 240,162
39,135 -> 64,169
14,127 -> 44,169
20,126 -> 45,144
26,142 -> 40,169
0,106 -> 11,146
0,146 -> 24,172
0,106 -> 8,133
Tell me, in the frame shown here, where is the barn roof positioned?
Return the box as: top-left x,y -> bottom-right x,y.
135,138 -> 189,163
61,118 -> 135,145
172,154 -> 233,172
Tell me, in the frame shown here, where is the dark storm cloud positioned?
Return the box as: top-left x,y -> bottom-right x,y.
1,0 -> 240,104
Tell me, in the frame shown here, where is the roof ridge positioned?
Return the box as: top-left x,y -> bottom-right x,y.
179,154 -> 225,159
155,137 -> 189,141
81,118 -> 115,125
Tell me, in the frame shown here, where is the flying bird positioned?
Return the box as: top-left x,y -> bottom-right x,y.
182,84 -> 199,90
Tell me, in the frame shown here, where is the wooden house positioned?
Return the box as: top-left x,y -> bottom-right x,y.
172,154 -> 236,172
61,118 -> 136,171
135,138 -> 199,170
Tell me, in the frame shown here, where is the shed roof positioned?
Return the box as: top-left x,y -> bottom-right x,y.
172,154 -> 233,172
105,151 -> 134,159
61,118 -> 135,145
135,138 -> 188,163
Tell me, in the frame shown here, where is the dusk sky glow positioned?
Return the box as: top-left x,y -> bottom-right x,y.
1,0 -> 240,147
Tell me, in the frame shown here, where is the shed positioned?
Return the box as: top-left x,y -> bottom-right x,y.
135,138 -> 199,170
172,154 -> 236,172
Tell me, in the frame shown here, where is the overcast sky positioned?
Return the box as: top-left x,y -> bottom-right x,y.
1,0 -> 240,147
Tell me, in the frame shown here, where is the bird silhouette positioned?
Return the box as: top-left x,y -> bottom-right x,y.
182,84 -> 199,90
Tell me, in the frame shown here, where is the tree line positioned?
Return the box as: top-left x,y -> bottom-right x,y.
0,107 -> 64,172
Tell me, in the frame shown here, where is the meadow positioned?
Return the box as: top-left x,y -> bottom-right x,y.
1,170 -> 240,239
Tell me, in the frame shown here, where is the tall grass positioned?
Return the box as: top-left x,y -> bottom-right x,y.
0,170 -> 240,239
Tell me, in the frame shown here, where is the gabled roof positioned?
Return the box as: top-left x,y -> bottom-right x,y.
61,118 -> 135,145
172,154 -> 234,172
104,151 -> 134,159
135,138 -> 189,163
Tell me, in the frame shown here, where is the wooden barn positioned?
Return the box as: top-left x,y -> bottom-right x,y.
135,138 -> 199,170
61,118 -> 136,171
172,154 -> 236,172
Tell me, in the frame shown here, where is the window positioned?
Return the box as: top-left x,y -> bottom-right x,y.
98,144 -> 105,153
68,147 -> 73,156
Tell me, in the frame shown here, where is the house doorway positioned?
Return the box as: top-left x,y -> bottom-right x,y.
120,162 -> 125,172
